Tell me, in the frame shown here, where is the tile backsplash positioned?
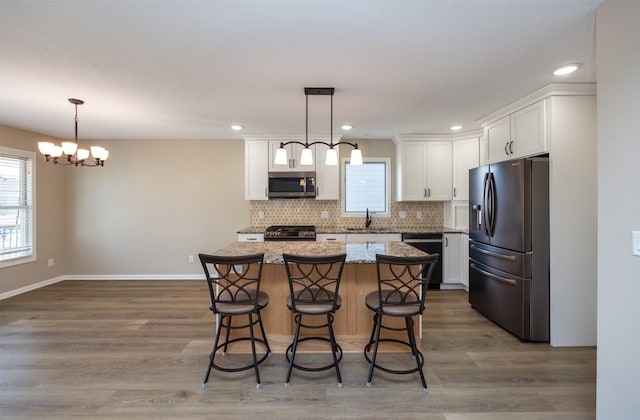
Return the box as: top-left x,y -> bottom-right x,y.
249,200 -> 443,230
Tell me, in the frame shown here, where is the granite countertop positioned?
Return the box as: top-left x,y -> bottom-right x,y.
237,227 -> 468,234
211,241 -> 429,264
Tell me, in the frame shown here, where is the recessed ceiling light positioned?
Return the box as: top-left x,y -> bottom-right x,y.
231,125 -> 243,131
450,125 -> 463,131
341,124 -> 353,131
553,64 -> 580,76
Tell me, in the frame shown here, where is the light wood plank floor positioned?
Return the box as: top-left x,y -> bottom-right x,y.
0,281 -> 596,419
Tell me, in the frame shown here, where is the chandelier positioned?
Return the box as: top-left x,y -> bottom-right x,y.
274,87 -> 362,166
37,98 -> 109,167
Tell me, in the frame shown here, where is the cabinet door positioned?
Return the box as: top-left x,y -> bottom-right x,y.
443,233 -> 462,284
315,144 -> 339,200
397,142 -> 427,201
426,141 -> 452,201
452,137 -> 479,201
268,141 -> 316,172
510,99 -> 546,159
461,234 -> 469,290
244,141 -> 268,200
485,116 -> 511,164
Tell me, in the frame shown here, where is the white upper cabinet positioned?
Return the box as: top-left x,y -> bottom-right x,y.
396,139 -> 452,201
268,140 -> 316,172
452,137 -> 479,201
485,99 -> 547,164
244,141 -> 269,200
314,143 -> 339,200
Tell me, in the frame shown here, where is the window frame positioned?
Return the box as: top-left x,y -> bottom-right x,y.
340,157 -> 391,218
0,147 -> 36,268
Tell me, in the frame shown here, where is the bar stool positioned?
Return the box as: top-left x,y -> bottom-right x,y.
282,253 -> 347,388
364,253 -> 439,393
199,253 -> 271,389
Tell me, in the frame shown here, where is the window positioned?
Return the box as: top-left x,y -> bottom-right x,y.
341,157 -> 390,217
0,147 -> 36,267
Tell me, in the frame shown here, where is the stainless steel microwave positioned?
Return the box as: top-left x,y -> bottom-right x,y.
268,172 -> 316,198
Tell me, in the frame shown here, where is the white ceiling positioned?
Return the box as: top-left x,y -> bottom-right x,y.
0,0 -> 604,141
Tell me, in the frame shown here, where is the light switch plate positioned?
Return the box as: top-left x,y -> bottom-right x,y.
399,211 -> 407,219
321,211 -> 329,219
633,231 -> 640,257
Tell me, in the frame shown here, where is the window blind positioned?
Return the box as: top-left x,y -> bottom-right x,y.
0,148 -> 35,263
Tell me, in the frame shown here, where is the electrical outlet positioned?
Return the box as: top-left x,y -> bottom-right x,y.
188,255 -> 194,263
258,211 -> 265,219
416,211 -> 422,219
47,258 -> 54,267
633,231 -> 640,257
399,211 -> 407,219
321,211 -> 329,219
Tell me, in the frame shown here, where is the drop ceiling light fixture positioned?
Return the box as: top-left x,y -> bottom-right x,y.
274,88 -> 362,166
37,98 -> 108,167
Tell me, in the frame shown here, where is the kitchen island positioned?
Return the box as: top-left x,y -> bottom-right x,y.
209,241 -> 430,353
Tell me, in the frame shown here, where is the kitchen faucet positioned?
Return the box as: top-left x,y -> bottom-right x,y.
365,208 -> 372,229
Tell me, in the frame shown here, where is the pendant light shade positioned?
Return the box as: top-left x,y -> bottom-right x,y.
325,147 -> 338,165
300,147 -> 314,165
350,148 -> 363,166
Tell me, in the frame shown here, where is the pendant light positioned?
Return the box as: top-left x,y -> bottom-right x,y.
275,88 -> 362,166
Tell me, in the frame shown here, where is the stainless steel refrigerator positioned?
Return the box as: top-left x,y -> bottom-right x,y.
468,157 -> 549,341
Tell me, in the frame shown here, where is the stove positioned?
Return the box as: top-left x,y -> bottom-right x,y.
264,225 -> 316,241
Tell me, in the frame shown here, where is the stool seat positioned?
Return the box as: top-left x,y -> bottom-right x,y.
287,290 -> 342,315
215,289 -> 269,315
365,290 -> 420,317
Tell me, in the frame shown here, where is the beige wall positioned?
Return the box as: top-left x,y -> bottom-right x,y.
66,138 -> 249,275
0,124 -> 69,294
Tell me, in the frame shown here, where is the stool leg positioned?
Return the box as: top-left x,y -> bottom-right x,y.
203,313 -> 225,388
221,315 -> 232,356
257,310 -> 272,356
366,313 -> 383,387
326,313 -> 343,388
406,316 -> 428,393
284,313 -> 302,388
247,312 -> 262,389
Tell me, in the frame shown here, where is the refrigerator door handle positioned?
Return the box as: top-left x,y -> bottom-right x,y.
470,244 -> 516,260
470,263 -> 517,286
482,173 -> 491,235
487,172 -> 497,236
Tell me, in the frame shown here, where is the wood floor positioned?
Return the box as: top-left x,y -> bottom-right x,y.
0,281 -> 596,419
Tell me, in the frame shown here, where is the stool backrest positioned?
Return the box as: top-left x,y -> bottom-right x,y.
283,253 -> 347,313
198,253 -> 265,313
375,253 -> 440,315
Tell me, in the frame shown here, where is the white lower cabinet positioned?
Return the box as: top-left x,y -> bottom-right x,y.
443,233 -> 462,285
461,234 -> 469,290
316,233 -> 346,242
237,233 -> 264,242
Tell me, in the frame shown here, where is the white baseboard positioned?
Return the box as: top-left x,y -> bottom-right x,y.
0,275 -> 66,300
1,274 -> 204,300
64,274 -> 204,281
440,283 -> 465,290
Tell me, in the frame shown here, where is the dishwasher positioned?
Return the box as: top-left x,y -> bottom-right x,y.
401,233 -> 443,289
